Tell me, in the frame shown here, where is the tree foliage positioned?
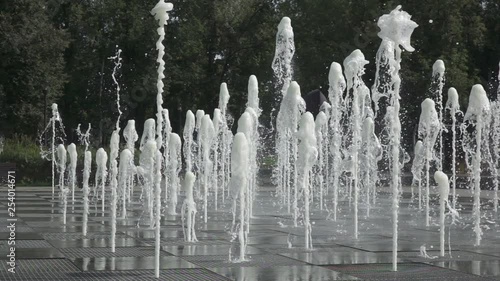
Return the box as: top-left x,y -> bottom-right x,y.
0,0 -> 498,148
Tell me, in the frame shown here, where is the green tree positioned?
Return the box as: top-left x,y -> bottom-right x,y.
0,0 -> 69,137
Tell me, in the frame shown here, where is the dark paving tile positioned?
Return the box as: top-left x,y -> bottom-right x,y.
327,262 -> 487,280
0,232 -> 43,240
0,247 -> 65,259
280,249 -> 402,265
48,238 -> 148,248
163,244 -> 266,256
427,260 -> 500,277
70,256 -> 198,271
209,265 -> 359,281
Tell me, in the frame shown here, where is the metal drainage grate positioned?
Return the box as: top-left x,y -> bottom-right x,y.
325,263 -> 487,280
71,269 -> 230,281
41,232 -> 127,240
0,240 -> 53,249
182,254 -> 307,268
59,247 -> 171,258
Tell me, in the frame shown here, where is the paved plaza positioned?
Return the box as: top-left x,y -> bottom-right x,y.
0,185 -> 499,280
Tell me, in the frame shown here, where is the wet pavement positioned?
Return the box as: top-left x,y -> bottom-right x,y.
0,185 -> 499,280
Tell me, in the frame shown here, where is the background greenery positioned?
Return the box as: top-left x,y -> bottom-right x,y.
0,0 -> 499,184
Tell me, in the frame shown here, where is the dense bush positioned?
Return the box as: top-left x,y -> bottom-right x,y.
0,135 -> 51,185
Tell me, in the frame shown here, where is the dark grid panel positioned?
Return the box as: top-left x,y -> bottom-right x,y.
326,263 -> 487,280
41,232 -> 128,240
0,259 -> 81,280
0,226 -> 34,232
399,251 -> 500,262
0,240 -> 53,248
182,254 -> 307,268
144,239 -> 230,246
59,247 -> 172,258
0,268 -> 230,281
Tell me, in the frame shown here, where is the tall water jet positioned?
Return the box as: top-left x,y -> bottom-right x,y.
183,110 -> 196,173
110,145 -> 120,252
411,140 -> 425,209
374,5 -> 418,271
67,143 -> 77,204
343,49 -> 369,239
39,103 -> 66,197
237,112 -> 255,227
109,130 -> 120,230
432,60 -> 446,170
118,149 -> 133,219
199,114 -> 215,223
361,117 -> 382,216
123,120 -> 138,201
419,98 -> 440,227
491,98 -> 500,213
229,132 -> 249,262
57,144 -> 68,225
275,81 -> 305,226
161,109 -> 172,202
463,84 -> 490,246
212,108 -> 222,209
140,119 -> 156,151
82,151 -> 92,236
245,107 -> 259,219
434,171 -> 450,257
181,172 -> 198,242
271,16 -> 295,128
95,148 -> 108,214
138,140 -> 157,226
194,109 -> 205,198
314,111 -> 327,210
445,88 -> 462,208
247,75 -> 262,117
297,112 -> 318,249
246,75 -> 261,217
167,133 -> 181,215
76,123 -> 91,152
153,149 -> 163,278
218,83 -> 232,201
327,62 -> 346,221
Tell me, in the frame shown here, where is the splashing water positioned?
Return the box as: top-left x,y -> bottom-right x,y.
297,112 -> 318,249
183,110 -> 196,173
123,120 -> 138,203
39,103 -> 66,197
431,60 -> 446,171
199,114 -> 215,223
167,133 -> 181,215
76,123 -> 91,152
361,117 -> 382,217
82,151 -> 92,236
118,149 -> 133,219
271,17 -> 295,133
181,172 -> 198,242
229,132 -> 249,262
462,85 -> 491,246
57,144 -> 68,225
445,88 -> 462,209
94,148 -> 108,215
275,81 -> 305,225
418,98 -> 440,227
374,5 -> 418,271
343,49 -> 369,239
314,111 -> 327,210
218,83 -> 232,203
327,62 -> 346,221
67,143 -> 78,205
237,111 -> 255,230
411,140 -> 425,209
